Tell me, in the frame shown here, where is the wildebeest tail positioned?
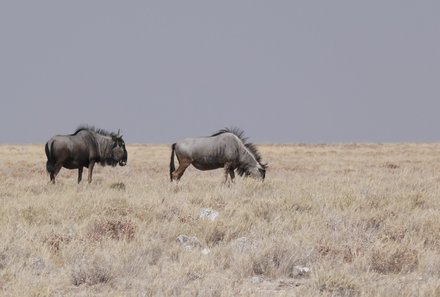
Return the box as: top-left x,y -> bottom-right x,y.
170,143 -> 176,181
45,141 -> 55,174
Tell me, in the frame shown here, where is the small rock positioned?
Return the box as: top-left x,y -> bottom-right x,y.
201,248 -> 210,255
199,208 -> 219,221
251,276 -> 263,284
291,265 -> 310,278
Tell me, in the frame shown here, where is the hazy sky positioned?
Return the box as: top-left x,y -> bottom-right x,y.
1,1 -> 439,144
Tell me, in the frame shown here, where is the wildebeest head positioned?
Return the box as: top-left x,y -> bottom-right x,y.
111,133 -> 128,166
245,162 -> 267,180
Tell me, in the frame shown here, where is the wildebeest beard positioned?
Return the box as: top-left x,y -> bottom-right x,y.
237,163 -> 251,176
101,157 -> 120,167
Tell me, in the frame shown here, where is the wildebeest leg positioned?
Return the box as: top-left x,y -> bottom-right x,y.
88,161 -> 95,183
171,160 -> 191,181
78,167 -> 83,184
50,163 -> 63,184
224,163 -> 234,184
229,169 -> 235,182
50,172 -> 55,184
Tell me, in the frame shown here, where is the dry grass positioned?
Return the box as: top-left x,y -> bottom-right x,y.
1,143 -> 440,296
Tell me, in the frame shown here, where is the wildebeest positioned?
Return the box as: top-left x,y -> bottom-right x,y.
45,126 -> 128,184
170,128 -> 267,182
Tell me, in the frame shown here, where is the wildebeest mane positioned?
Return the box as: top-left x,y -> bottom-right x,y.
211,127 -> 248,142
211,127 -> 266,167
73,126 -> 119,137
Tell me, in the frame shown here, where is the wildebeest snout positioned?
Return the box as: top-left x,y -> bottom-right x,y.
112,144 -> 127,166
119,150 -> 128,166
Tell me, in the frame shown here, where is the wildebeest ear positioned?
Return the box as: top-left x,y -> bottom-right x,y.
117,129 -> 121,136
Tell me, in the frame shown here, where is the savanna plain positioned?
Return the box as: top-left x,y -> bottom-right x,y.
1,144 -> 440,296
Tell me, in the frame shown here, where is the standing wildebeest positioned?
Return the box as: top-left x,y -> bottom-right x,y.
170,128 -> 267,182
45,126 -> 127,184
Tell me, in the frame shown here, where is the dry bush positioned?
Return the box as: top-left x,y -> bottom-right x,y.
318,244 -> 359,265
0,252 -> 7,270
316,270 -> 360,297
103,197 -> 133,217
109,182 -> 126,191
415,212 -> 440,249
87,217 -> 136,241
43,232 -> 72,252
71,253 -> 114,286
242,238 -> 313,280
251,246 -> 295,277
383,162 -> 400,169
20,206 -> 49,225
204,225 -> 226,247
370,244 -> 419,274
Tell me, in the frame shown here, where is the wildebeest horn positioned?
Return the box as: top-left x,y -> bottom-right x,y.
117,129 -> 121,137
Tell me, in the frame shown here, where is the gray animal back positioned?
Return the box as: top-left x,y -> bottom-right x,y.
176,133 -> 241,162
50,130 -> 97,156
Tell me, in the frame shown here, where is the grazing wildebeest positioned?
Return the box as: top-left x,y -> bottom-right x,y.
170,128 -> 267,182
45,126 -> 127,184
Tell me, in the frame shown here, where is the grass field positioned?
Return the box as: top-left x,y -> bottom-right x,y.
1,143 -> 440,296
